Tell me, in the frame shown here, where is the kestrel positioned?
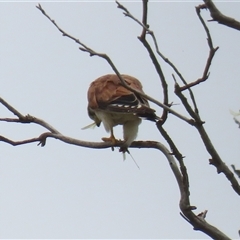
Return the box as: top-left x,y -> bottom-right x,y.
84,74 -> 159,153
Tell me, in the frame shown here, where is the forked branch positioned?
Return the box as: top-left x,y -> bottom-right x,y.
178,3 -> 219,92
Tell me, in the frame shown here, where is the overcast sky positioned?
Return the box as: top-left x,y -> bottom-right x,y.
1,1 -> 240,239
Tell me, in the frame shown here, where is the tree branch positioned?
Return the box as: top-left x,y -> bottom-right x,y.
0,98 -> 231,240
155,123 -> 231,239
2,93 -> 228,238
175,85 -> 240,196
202,0 -> 240,31
115,2 -> 236,236
116,1 -> 200,118
171,4 -> 240,196
178,3 -> 219,92
0,99 -> 60,134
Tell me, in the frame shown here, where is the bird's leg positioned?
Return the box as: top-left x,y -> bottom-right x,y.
102,128 -> 119,151
102,128 -> 117,143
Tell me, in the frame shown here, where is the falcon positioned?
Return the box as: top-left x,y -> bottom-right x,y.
84,74 -> 159,153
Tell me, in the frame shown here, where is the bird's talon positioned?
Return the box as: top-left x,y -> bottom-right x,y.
119,146 -> 129,153
102,137 -> 117,144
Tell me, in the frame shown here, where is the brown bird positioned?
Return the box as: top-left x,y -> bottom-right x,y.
84,74 -> 159,153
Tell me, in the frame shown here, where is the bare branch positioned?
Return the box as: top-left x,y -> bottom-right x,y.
1,92 -> 228,238
155,124 -> 231,239
116,1 -> 201,118
174,84 -> 240,196
182,208 -> 231,240
179,4 -> 219,92
0,97 -> 25,119
175,83 -> 203,122
0,98 -> 60,134
0,121 -> 188,211
36,4 -> 96,55
1,110 -> 228,239
175,7 -> 240,196
202,0 -> 240,31
116,1 -> 150,35
0,96 -> 113,149
156,113 -> 231,238
0,135 -> 42,146
169,4 -> 240,196
0,131 -> 115,149
0,116 -> 61,135
140,0 -> 148,39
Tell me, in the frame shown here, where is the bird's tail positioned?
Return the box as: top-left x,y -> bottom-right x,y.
230,109 -> 240,117
81,122 -> 97,130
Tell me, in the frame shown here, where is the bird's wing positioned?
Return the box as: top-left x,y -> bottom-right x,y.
88,74 -> 141,108
87,74 -> 156,120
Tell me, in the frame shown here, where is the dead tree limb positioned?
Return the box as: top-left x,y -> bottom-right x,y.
202,0 -> 240,31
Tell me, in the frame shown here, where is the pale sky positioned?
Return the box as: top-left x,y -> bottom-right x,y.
1,1 -> 240,239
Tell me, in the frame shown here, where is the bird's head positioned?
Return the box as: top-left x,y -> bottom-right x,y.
87,107 -> 101,127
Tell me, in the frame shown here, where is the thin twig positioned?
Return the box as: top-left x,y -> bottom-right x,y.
178,4 -> 219,92
0,97 -> 25,119
174,83 -> 203,122
0,98 -> 60,134
175,80 -> 240,197
0,116 -> 60,134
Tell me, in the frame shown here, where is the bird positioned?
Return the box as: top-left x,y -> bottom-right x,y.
83,74 -> 159,153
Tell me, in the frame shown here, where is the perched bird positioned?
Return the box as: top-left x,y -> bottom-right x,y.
84,74 -> 159,153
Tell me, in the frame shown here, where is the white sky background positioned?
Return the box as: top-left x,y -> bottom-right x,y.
1,1 -> 240,239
